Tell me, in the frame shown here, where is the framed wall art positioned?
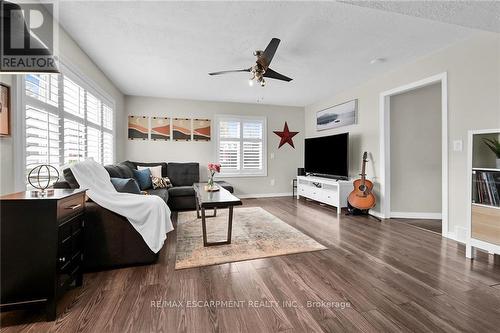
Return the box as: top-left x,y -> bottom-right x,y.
172,118 -> 191,141
193,118 -> 211,141
316,99 -> 358,131
151,117 -> 170,141
128,115 -> 149,140
0,83 -> 10,136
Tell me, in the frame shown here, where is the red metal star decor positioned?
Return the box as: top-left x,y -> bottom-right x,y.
273,122 -> 299,149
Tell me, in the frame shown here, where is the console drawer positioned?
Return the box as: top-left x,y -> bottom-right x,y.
57,193 -> 85,221
320,191 -> 338,206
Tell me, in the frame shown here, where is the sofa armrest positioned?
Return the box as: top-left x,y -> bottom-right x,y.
53,180 -> 71,189
83,202 -> 158,270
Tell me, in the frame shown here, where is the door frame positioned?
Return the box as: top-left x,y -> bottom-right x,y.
379,72 -> 448,237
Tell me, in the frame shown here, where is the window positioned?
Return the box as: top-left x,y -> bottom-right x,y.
23,70 -> 114,184
215,115 -> 267,177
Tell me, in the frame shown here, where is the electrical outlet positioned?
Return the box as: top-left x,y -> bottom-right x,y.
270,179 -> 275,186
453,140 -> 463,152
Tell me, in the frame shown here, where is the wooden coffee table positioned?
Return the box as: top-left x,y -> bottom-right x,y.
193,183 -> 242,246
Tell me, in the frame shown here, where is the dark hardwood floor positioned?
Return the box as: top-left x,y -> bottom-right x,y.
2,197 -> 500,332
392,218 -> 442,234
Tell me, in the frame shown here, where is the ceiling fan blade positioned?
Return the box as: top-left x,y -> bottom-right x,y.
264,68 -> 293,82
263,38 -> 280,65
209,68 -> 251,76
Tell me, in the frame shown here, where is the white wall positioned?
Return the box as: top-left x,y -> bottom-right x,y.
0,27 -> 125,195
305,32 -> 500,241
390,83 -> 441,214
125,96 -> 304,196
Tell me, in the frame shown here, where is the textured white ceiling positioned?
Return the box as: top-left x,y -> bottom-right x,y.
343,0 -> 500,33
59,1 -> 479,106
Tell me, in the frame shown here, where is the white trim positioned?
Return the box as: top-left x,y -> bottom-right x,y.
379,72 -> 449,239
390,212 -> 442,219
468,238 -> 500,256
13,76 -> 26,192
369,210 -> 384,219
466,130 -> 473,255
237,192 -> 293,199
472,203 -> 500,210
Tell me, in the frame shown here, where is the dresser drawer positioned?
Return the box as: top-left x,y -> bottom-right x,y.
57,193 -> 85,222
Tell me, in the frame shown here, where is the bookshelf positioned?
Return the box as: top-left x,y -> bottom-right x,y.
466,129 -> 500,259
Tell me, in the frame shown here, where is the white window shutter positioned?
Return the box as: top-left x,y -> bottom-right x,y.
103,104 -> 113,130
243,141 -> 262,170
87,127 -> 102,163
24,68 -> 115,186
86,92 -> 101,126
103,132 -> 113,165
25,106 -> 60,174
63,119 -> 86,164
25,74 -> 59,107
63,77 -> 85,118
219,141 -> 240,170
216,116 -> 266,176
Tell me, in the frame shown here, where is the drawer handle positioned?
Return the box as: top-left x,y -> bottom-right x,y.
65,204 -> 82,210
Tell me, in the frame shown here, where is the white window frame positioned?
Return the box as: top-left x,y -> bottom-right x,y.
14,58 -> 116,190
214,114 -> 267,177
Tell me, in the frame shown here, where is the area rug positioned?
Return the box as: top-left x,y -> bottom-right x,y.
175,207 -> 327,269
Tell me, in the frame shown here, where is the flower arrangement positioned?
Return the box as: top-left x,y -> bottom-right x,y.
207,163 -> 221,189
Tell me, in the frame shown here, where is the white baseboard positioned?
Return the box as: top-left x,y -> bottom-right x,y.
237,192 -> 293,199
369,210 -> 384,219
390,212 -> 442,219
444,231 -> 466,244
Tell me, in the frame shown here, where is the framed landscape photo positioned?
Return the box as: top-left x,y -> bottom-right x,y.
173,118 -> 192,141
128,115 -> 149,140
193,118 -> 211,141
316,99 -> 358,131
151,117 -> 170,141
0,83 -> 10,136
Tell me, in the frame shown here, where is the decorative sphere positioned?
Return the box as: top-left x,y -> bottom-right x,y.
28,165 -> 60,191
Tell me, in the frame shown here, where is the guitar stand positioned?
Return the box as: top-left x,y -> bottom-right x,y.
346,203 -> 381,222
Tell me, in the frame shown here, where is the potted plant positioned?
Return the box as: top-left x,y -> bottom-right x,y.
207,163 -> 221,191
483,137 -> 500,169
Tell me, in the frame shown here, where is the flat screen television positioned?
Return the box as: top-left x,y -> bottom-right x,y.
304,133 -> 349,179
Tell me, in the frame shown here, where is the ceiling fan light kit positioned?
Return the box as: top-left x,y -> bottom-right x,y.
209,38 -> 292,87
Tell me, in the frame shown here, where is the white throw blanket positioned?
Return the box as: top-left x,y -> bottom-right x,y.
70,159 -> 173,253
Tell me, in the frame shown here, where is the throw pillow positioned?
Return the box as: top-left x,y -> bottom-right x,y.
137,165 -> 162,178
63,168 -> 80,189
133,168 -> 153,190
151,176 -> 173,189
110,177 -> 141,194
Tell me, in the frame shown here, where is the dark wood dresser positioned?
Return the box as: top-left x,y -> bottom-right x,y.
0,189 -> 86,320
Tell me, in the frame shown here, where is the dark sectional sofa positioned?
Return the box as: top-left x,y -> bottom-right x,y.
54,161 -> 234,270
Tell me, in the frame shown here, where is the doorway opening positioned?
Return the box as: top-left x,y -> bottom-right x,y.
379,73 -> 448,236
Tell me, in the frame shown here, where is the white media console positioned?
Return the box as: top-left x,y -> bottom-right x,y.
296,176 -> 352,216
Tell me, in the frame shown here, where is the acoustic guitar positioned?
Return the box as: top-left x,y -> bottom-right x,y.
348,152 -> 376,210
